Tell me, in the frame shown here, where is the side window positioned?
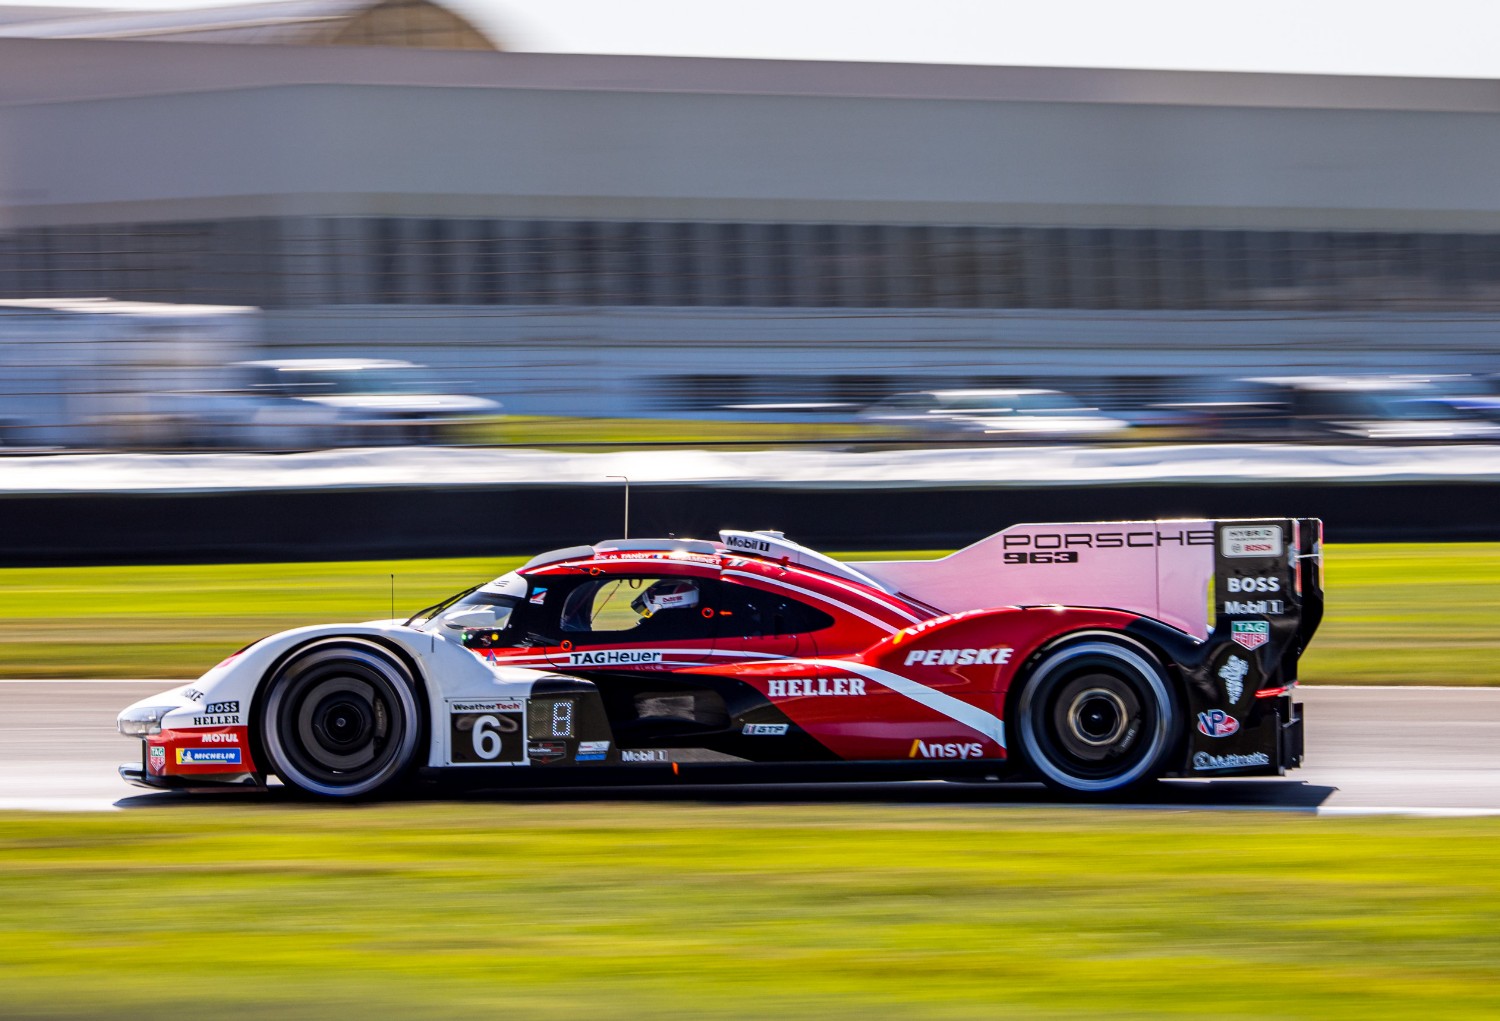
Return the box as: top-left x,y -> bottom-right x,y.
717,582 -> 835,638
555,575 -> 715,642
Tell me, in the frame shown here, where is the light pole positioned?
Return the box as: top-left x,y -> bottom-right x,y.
606,475 -> 629,538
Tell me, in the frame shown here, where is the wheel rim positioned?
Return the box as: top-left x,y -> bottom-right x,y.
1018,641 -> 1174,793
262,643 -> 419,797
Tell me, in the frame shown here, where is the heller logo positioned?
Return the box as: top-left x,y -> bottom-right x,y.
568,650 -> 663,667
1230,620 -> 1270,650
1218,656 -> 1249,703
1223,525 -> 1284,559
909,739 -> 984,760
1196,710 -> 1240,738
767,677 -> 866,697
902,647 -> 1013,667
176,747 -> 242,765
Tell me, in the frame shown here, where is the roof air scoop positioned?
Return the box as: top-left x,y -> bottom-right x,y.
718,529 -> 894,593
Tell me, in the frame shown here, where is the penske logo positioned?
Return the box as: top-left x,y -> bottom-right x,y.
903,647 -> 1013,667
909,739 -> 985,760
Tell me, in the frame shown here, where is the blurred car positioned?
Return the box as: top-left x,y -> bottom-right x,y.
859,388 -> 1131,441
1247,377 -> 1500,442
233,358 -> 499,446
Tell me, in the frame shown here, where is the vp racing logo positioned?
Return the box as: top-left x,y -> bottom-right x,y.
1196,710 -> 1240,738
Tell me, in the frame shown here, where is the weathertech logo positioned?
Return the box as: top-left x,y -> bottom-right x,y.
767,677 -> 866,697
902,647 -> 1013,667
909,739 -> 984,760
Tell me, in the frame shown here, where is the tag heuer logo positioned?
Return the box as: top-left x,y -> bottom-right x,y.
1230,620 -> 1270,650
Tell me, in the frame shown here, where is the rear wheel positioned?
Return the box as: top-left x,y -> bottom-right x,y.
1015,639 -> 1178,795
259,639 -> 423,798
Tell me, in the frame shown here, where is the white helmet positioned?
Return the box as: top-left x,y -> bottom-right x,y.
631,579 -> 700,617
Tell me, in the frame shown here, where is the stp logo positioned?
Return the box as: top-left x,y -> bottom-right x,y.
1197,710 -> 1240,738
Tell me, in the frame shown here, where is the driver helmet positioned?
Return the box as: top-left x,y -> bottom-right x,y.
630,578 -> 700,618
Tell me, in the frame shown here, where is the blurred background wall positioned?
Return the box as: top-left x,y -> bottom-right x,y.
1,9 -> 1499,421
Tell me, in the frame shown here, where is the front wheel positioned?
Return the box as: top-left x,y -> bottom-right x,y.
259,639 -> 424,798
1014,639 -> 1178,795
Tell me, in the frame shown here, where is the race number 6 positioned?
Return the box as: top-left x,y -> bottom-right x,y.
472,714 -> 503,759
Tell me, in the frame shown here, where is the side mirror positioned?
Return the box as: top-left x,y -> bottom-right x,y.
445,606 -> 497,629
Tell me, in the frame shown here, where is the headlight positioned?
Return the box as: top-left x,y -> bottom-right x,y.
117,705 -> 177,737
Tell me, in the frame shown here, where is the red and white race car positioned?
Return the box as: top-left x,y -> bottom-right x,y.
119,518 -> 1322,798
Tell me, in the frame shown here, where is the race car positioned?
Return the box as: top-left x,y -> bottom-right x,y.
118,517 -> 1322,799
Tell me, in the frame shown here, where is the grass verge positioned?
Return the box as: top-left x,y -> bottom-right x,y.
0,544 -> 1496,682
0,804 -> 1497,1019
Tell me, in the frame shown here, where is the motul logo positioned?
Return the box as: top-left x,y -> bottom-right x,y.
909,739 -> 985,760
903,647 -> 1013,667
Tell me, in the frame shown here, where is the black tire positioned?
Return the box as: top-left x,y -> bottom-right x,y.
259,639 -> 424,798
1014,638 -> 1178,795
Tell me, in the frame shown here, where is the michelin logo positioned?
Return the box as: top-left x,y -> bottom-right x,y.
1218,656 -> 1248,703
568,650 -> 663,667
176,747 -> 242,765
903,647 -> 1013,667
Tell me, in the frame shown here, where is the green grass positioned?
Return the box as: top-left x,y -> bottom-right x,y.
0,805 -> 1497,1019
0,544 -> 1497,682
458,414 -> 885,449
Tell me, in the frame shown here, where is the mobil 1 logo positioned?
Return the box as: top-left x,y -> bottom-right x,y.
448,699 -> 526,764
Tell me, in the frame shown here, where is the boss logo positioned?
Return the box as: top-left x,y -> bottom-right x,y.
1226,576 -> 1281,594
204,701 -> 239,715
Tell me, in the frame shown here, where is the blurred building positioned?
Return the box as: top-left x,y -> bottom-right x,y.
1,24 -> 1499,414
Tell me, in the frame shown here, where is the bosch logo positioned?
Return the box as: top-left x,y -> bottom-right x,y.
1226,576 -> 1281,594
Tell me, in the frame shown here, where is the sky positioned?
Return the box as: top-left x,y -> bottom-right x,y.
14,0 -> 1500,78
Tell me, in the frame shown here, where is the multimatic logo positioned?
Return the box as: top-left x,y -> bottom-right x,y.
767,677 -> 865,697
568,650 -> 663,667
1193,750 -> 1270,771
903,647 -> 1013,667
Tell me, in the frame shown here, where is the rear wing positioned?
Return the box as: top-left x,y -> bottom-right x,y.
857,517 -> 1323,643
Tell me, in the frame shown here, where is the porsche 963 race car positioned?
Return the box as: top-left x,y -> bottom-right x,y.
119,517 -> 1322,798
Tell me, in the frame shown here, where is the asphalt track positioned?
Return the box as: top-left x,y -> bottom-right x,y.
2,682 -> 1497,815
